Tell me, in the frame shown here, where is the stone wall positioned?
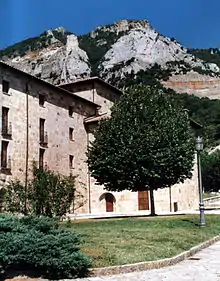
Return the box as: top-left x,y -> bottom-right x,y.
89,159 -> 199,214
0,64 -> 200,216
154,157 -> 199,212
0,65 -> 98,213
60,79 -> 121,114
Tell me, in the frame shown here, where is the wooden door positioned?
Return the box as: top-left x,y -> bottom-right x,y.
105,193 -> 114,212
138,190 -> 149,210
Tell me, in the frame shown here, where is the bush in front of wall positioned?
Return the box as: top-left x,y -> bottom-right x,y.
3,166 -> 84,217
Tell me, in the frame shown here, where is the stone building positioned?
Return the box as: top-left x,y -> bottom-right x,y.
0,61 -> 199,214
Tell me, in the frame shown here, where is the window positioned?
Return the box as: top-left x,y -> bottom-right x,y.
69,128 -> 74,141
2,107 -> 9,135
2,80 -> 9,94
1,141 -> 8,168
39,148 -> 45,169
39,118 -> 45,144
39,94 -> 45,106
69,106 -> 74,117
69,155 -> 74,169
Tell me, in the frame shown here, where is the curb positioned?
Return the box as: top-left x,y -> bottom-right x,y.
90,235 -> 220,277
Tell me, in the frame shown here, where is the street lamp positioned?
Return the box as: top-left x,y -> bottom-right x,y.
195,136 -> 206,227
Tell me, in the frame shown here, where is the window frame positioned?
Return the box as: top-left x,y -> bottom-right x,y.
69,155 -> 74,169
39,148 -> 45,169
1,140 -> 8,168
69,127 -> 74,141
39,94 -> 46,107
2,80 -> 9,94
69,106 -> 74,117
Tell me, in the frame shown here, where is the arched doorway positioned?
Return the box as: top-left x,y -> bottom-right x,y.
99,193 -> 116,212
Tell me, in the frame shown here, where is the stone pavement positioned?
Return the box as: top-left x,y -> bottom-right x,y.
75,241 -> 220,281
66,209 -> 220,221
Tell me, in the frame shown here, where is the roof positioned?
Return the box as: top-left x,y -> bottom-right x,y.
59,76 -> 123,95
0,61 -> 100,109
189,118 -> 203,130
84,112 -> 204,129
84,112 -> 109,124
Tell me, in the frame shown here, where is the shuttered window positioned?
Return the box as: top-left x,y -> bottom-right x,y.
2,80 -> 9,94
2,107 -> 9,134
39,148 -> 45,169
39,118 -> 45,143
69,155 -> 74,169
1,141 -> 8,168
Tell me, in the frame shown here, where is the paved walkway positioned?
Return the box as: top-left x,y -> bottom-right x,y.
66,209 -> 220,221
75,241 -> 220,281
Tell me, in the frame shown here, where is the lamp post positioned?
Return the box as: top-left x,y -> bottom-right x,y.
195,136 -> 206,227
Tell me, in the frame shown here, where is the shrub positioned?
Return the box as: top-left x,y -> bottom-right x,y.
0,215 -> 91,279
3,167 -> 85,217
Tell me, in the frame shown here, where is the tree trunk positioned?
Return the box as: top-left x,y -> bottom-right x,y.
150,189 -> 156,216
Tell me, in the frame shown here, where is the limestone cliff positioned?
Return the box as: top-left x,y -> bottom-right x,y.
1,20 -> 220,98
0,28 -> 91,85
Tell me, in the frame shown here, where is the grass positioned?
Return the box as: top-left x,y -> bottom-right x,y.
203,192 -> 220,199
63,215 -> 220,268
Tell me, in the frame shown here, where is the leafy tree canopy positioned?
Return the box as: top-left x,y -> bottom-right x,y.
201,150 -> 220,193
87,84 -> 195,193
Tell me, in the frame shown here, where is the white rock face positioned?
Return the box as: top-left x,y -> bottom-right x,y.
98,25 -> 218,81
60,34 -> 91,83
2,20 -> 220,97
90,19 -> 151,38
7,33 -> 91,85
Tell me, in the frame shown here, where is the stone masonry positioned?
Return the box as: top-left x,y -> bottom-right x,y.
0,61 -> 199,214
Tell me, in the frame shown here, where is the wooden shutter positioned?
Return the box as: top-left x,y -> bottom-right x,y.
2,80 -> 9,93
1,141 -> 8,168
39,149 -> 44,169
138,190 -> 149,210
39,118 -> 45,143
2,107 -> 8,134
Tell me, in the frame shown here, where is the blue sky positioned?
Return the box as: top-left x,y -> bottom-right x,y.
0,0 -> 219,50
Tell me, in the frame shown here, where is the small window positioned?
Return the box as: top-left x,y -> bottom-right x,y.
69,128 -> 74,141
2,80 -> 9,94
69,155 -> 74,169
39,148 -> 45,169
39,118 -> 45,143
39,94 -> 45,106
1,141 -> 8,168
2,107 -> 9,135
69,106 -> 74,117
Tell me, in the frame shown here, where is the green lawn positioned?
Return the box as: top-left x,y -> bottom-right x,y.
64,215 -> 220,268
203,192 -> 220,199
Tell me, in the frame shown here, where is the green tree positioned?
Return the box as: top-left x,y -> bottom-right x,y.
3,168 -> 83,217
87,85 -> 195,215
201,150 -> 220,192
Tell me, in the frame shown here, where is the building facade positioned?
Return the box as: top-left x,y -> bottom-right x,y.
0,61 -> 199,214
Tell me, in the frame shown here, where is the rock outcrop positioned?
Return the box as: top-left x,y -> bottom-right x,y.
1,29 -> 91,85
1,20 -> 220,98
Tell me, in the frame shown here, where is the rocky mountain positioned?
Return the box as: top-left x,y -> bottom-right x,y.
1,20 -> 220,98
0,27 -> 91,85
